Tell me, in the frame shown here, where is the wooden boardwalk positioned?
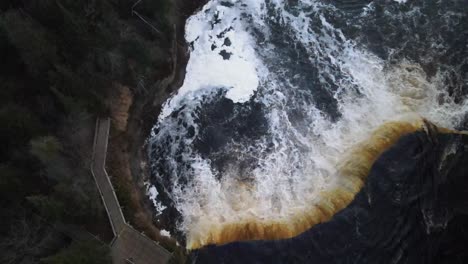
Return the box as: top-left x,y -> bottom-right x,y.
91,118 -> 171,264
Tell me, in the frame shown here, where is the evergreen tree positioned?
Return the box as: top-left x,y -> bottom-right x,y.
42,241 -> 112,264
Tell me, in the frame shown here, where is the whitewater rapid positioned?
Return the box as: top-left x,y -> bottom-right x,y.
148,0 -> 468,248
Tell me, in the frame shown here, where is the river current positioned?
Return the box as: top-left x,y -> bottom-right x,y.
147,0 -> 468,253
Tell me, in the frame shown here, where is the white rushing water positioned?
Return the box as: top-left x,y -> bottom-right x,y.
158,1 -> 266,120
148,0 -> 468,244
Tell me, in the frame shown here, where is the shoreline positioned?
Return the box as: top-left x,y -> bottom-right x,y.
106,0 -> 208,262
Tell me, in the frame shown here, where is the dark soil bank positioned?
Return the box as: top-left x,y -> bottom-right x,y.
106,0 -> 209,262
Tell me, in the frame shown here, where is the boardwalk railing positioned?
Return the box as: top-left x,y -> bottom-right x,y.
91,117 -> 171,264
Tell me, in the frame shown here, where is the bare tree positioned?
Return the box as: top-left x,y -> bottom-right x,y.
131,0 -> 163,36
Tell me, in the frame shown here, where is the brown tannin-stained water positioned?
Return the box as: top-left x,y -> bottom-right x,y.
147,0 -> 468,262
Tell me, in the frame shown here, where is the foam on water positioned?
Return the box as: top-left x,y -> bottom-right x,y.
148,0 -> 468,249
160,229 -> 171,237
158,1 -> 266,120
147,184 -> 166,216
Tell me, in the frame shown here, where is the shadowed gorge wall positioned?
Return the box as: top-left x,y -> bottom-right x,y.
187,120 -> 429,249
190,124 -> 468,263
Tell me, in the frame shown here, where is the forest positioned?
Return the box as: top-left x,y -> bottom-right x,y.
0,0 -> 177,262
